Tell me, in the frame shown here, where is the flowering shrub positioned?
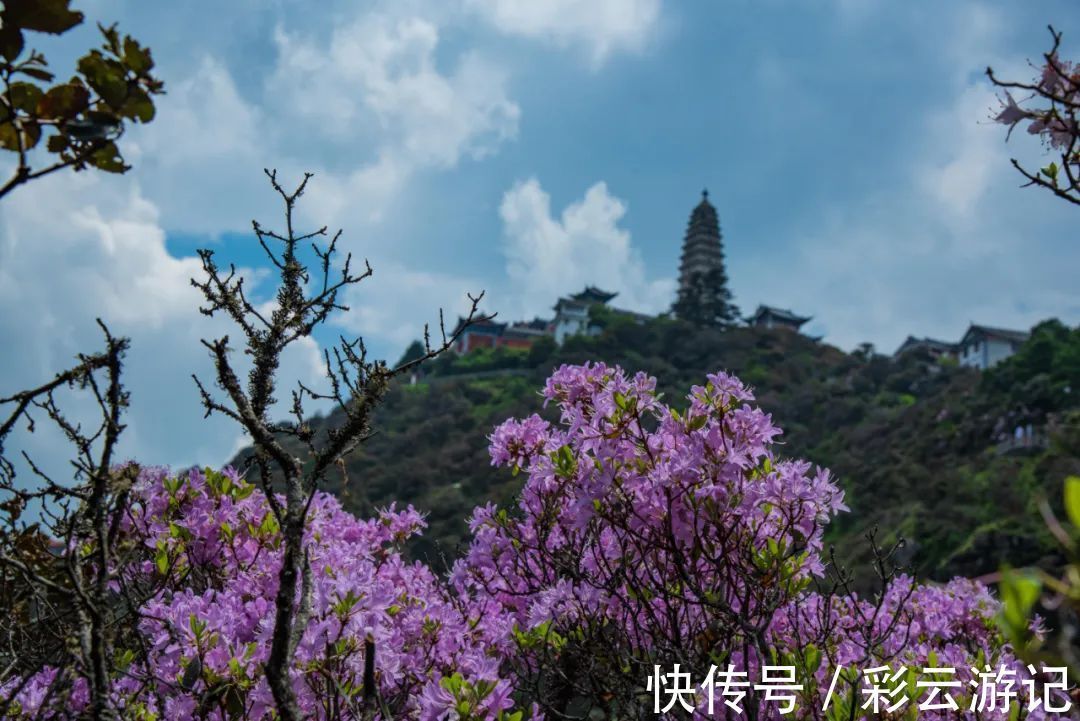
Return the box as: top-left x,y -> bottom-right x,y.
989,26 -> 1080,206
3,467 -> 519,720
2,364 -> 1072,719
455,363 -> 1066,719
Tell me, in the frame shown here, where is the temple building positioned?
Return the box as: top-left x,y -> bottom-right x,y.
450,285 -> 652,354
748,305 -> 812,332
451,316 -> 551,354
671,190 -> 740,326
551,286 -> 651,343
957,324 -> 1029,370
893,336 -> 958,362
890,324 -> 1030,370
551,286 -> 616,343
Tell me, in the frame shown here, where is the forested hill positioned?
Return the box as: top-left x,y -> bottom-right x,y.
234,316 -> 1080,583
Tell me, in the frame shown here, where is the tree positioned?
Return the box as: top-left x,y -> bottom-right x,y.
190,169 -> 488,721
0,5 -> 163,712
0,321 -> 140,720
988,25 -> 1080,207
0,168 -> 493,720
0,0 -> 164,200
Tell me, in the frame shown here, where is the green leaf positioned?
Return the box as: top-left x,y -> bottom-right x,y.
0,124 -> 18,151
98,23 -> 121,55
180,656 -> 202,691
0,119 -> 40,150
36,83 -> 90,120
2,0 -> 84,35
440,672 -> 464,695
1061,475 -> 1080,530
0,25 -> 25,63
766,537 -> 780,558
804,644 -> 822,674
87,141 -> 128,174
8,82 -> 43,113
18,67 -> 54,82
223,685 -> 246,718
189,614 -> 207,640
154,547 -> 168,575
116,648 -> 136,672
122,36 -> 154,74
77,51 -> 128,108
120,89 -> 154,122
998,568 -> 1041,631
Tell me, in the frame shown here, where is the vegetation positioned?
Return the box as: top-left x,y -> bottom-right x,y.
0,8 -> 1077,719
7,358 -> 1071,717
273,317 -> 1080,587
0,0 -> 164,199
989,25 -> 1080,206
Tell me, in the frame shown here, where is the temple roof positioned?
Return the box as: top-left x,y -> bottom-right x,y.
894,335 -> 957,356
519,317 -> 552,331
687,190 -> 719,231
571,285 -> 618,304
678,189 -> 724,288
960,324 -> 1030,346
451,315 -> 504,336
750,304 -> 811,326
503,323 -> 549,338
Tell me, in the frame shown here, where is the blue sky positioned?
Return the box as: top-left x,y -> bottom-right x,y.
1,0 -> 1078,473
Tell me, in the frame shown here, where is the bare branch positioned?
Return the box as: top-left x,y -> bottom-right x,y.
188,169 -> 490,720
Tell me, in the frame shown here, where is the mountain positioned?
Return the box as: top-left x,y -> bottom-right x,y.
233,316 -> 1080,585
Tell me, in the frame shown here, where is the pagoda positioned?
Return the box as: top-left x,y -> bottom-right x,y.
672,190 -> 739,326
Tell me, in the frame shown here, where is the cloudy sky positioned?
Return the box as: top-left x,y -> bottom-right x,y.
1,0 -> 1078,473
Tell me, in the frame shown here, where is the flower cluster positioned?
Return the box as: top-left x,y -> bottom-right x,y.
5,467 -> 517,720
3,364 -> 1069,720
995,54 -> 1080,150
455,363 -> 1064,719
991,40 -> 1080,197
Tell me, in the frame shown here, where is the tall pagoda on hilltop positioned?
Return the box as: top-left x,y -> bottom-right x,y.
672,189 -> 739,327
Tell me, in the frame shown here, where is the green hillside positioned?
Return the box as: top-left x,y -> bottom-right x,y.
236,316 -> 1080,584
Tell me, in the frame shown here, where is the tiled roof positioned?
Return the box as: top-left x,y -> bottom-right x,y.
962,324 -> 1030,346
750,304 -> 811,325
571,286 -> 618,304
894,335 -> 957,356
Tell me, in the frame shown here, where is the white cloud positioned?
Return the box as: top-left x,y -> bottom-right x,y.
743,75 -> 1080,354
124,10 -> 520,239
915,82 -> 1025,242
726,2 -> 1079,354
0,3 -> 530,484
335,261 -> 488,353
0,170 -> 325,483
126,57 -> 270,235
496,178 -> 674,320
467,0 -> 661,66
267,15 -> 519,167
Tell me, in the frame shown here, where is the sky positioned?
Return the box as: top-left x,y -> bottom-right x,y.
1,0 -> 1078,475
